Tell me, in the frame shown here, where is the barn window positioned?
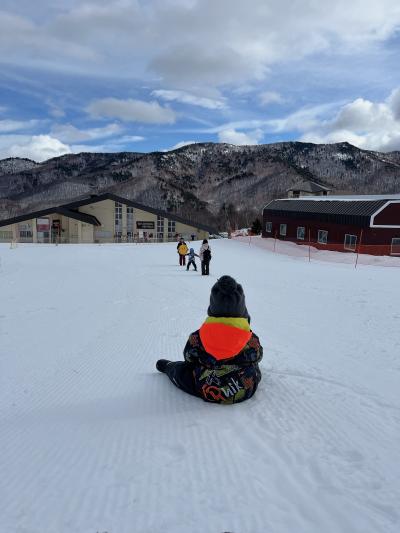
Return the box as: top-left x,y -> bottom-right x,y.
391,238 -> 400,255
297,226 -> 305,240
344,234 -> 357,251
280,224 -> 287,236
266,221 -> 272,233
317,230 -> 328,244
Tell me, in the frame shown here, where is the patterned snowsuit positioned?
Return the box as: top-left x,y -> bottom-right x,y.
165,317 -> 263,404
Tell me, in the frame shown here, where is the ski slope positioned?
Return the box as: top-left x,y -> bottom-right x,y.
0,240 -> 399,533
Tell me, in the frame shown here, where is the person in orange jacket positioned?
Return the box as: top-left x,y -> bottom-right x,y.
156,276 -> 263,404
177,237 -> 188,266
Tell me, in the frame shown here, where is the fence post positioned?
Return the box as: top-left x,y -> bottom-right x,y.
308,228 -> 311,262
355,229 -> 363,269
273,230 -> 277,252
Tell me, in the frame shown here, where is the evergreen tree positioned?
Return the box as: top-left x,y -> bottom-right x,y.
251,218 -> 262,235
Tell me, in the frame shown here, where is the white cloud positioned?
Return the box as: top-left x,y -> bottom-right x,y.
170,140 -> 196,150
0,119 -> 39,133
0,10 -> 97,73
152,89 -> 226,109
298,89 -> 400,151
4,135 -> 71,162
218,128 -> 263,145
50,123 -> 124,143
86,98 -> 176,124
47,102 -> 66,119
115,135 -> 145,143
259,91 -> 284,106
2,1 -> 400,88
388,88 -> 400,121
0,130 -> 146,161
265,102 -> 341,133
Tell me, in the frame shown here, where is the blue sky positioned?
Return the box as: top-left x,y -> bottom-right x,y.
1,0 -> 400,161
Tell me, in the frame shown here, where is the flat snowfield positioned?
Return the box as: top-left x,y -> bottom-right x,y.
1,240 -> 399,533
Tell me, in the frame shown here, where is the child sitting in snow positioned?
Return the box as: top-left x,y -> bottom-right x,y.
186,248 -> 199,271
156,275 -> 263,404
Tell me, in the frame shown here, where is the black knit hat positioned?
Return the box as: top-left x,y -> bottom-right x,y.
207,275 -> 250,321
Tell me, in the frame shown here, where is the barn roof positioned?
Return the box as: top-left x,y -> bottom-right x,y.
263,198 -> 392,227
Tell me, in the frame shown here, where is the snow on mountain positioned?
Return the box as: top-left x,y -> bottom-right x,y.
0,157 -> 38,176
1,141 -> 400,226
1,240 -> 399,533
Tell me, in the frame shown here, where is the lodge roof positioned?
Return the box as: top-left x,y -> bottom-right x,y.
0,193 -> 217,233
0,205 -> 101,228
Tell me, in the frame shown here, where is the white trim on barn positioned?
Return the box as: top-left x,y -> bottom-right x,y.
370,200 -> 400,228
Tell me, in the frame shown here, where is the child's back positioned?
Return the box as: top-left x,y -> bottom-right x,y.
156,275 -> 263,404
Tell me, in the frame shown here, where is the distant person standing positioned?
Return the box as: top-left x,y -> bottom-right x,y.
199,239 -> 211,275
177,237 -> 188,266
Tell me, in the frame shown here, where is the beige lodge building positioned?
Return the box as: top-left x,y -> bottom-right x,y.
0,193 -> 215,244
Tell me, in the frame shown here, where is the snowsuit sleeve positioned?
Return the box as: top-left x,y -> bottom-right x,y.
183,332 -> 202,363
241,332 -> 263,364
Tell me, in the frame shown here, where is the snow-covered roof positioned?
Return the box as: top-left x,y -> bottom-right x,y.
270,193 -> 400,205
286,180 -> 331,193
263,195 -> 400,226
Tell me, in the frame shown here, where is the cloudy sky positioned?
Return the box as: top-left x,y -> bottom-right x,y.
1,0 -> 400,161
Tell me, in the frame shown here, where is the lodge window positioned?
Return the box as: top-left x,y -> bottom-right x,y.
344,234 -> 357,251
127,206 -> 134,233
19,222 -> 32,239
19,230 -> 33,239
157,215 -> 164,240
280,224 -> 287,236
114,202 -> 123,233
391,238 -> 400,255
167,219 -> 176,239
266,221 -> 272,233
297,226 -> 305,240
318,230 -> 328,244
0,230 -> 13,240
19,222 -> 33,240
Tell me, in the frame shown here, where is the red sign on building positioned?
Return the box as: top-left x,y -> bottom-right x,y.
37,218 -> 50,232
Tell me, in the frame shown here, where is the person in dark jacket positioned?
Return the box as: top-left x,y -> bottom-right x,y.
156,275 -> 263,404
199,239 -> 211,275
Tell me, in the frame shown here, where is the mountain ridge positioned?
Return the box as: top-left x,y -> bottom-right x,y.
1,141 -> 400,228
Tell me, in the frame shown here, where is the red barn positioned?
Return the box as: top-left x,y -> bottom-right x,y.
262,195 -> 400,256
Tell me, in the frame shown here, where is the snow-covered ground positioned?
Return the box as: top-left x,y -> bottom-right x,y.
0,240 -> 399,533
235,235 -> 400,268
